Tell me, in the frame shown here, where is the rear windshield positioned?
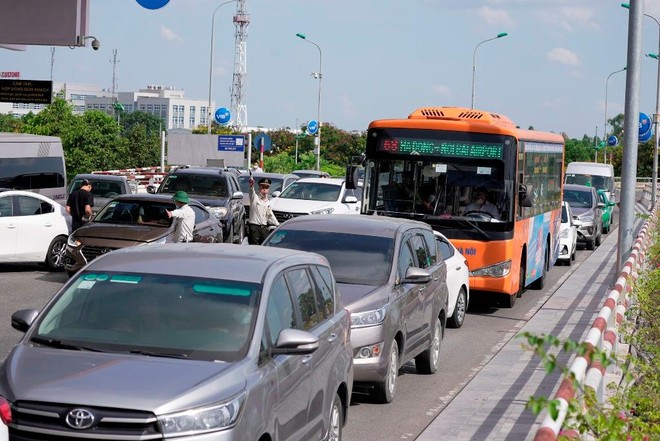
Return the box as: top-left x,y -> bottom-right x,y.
265,230 -> 394,285
237,176 -> 285,193
565,174 -> 614,192
279,182 -> 341,202
563,189 -> 593,208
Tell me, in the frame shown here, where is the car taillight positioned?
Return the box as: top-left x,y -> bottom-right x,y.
0,397 -> 11,425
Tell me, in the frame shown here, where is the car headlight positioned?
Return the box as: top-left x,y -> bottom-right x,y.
351,305 -> 387,328
158,392 -> 245,437
67,234 -> 81,248
470,260 -> 511,277
559,228 -> 569,238
208,206 -> 228,218
578,213 -> 594,222
311,207 -> 334,215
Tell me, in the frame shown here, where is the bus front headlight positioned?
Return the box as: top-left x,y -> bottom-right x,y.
470,260 -> 511,277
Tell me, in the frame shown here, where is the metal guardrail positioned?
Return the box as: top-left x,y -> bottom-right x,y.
533,209 -> 657,440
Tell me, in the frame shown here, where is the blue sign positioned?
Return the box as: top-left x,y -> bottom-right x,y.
136,0 -> 170,9
215,107 -> 231,125
639,112 -> 652,136
218,135 -> 245,152
307,119 -> 319,135
607,135 -> 618,146
640,127 -> 653,143
253,133 -> 272,152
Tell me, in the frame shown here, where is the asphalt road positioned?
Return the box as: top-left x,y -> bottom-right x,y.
0,222 -> 614,441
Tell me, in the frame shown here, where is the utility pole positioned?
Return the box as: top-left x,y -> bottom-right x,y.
50,47 -> 55,80
110,49 -> 120,122
231,0 -> 250,132
594,125 -> 599,162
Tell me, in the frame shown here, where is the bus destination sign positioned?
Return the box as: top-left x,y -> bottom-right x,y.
381,138 -> 503,159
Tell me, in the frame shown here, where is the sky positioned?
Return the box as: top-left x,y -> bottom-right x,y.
3,0 -> 660,139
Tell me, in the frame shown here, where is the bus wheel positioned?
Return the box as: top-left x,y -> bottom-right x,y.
516,262 -> 526,298
501,293 -> 516,308
530,247 -> 548,290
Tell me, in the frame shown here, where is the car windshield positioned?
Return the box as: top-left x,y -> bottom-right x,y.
563,189 -> 592,208
160,174 -> 229,198
278,182 -> 341,202
34,272 -> 260,362
237,176 -> 285,193
70,179 -> 124,198
94,200 -> 174,227
265,230 -> 394,285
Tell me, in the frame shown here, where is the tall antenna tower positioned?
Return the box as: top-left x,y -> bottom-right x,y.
50,47 -> 55,80
230,0 -> 249,132
110,49 -> 119,102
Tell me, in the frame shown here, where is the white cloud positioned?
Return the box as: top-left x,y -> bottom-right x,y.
160,25 -> 183,43
432,85 -> 452,97
546,48 -> 580,66
477,6 -> 515,27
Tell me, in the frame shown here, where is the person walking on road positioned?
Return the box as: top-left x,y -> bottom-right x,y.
251,162 -> 264,173
247,177 -> 279,245
66,179 -> 94,231
166,191 -> 195,243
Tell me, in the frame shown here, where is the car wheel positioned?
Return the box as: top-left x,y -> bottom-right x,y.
530,246 -> 548,290
45,236 -> 67,271
373,339 -> 399,403
416,317 -> 442,374
515,260 -> 525,300
571,246 -> 576,261
587,238 -> 595,250
603,224 -> 610,234
328,392 -> 343,441
448,287 -> 467,328
226,224 -> 234,244
595,232 -> 602,246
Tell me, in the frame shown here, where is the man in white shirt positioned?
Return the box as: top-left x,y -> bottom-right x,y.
166,191 -> 195,242
247,177 -> 279,244
251,162 -> 264,173
464,188 -> 500,219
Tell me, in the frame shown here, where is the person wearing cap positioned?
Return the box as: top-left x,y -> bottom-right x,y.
66,179 -> 94,231
247,177 -> 279,245
166,191 -> 195,243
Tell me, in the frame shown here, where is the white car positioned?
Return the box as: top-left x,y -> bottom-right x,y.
557,201 -> 579,265
0,190 -> 71,270
434,231 -> 470,328
269,178 -> 361,223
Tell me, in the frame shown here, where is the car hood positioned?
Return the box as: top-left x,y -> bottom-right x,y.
571,207 -> 594,217
337,283 -> 389,312
75,223 -> 170,243
0,345 -> 245,414
270,197 -> 338,214
181,194 -> 229,208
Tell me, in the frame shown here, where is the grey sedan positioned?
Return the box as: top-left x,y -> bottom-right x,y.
0,244 -> 353,441
263,215 -> 449,403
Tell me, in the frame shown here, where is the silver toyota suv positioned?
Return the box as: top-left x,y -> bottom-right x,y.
0,244 -> 353,440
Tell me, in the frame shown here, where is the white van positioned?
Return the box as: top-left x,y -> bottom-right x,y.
0,133 -> 67,203
564,162 -> 615,203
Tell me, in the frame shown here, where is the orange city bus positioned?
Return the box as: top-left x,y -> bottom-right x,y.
352,106 -> 565,307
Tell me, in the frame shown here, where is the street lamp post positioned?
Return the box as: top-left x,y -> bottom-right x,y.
207,0 -> 236,135
471,32 -> 508,109
623,3 -> 660,208
604,67 -> 626,165
296,33 -> 323,171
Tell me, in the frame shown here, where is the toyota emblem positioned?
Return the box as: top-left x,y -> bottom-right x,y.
283,213 -> 293,220
65,408 -> 95,430
101,248 -> 112,254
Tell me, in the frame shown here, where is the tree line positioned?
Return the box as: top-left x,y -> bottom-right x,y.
0,97 -> 649,179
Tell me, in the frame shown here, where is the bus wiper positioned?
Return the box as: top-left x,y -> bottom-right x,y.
459,219 -> 490,240
129,349 -> 189,359
31,336 -> 104,352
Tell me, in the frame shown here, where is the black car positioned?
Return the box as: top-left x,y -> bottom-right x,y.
149,167 -> 245,243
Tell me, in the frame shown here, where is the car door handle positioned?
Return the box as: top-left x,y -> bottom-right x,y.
327,333 -> 338,343
301,354 -> 313,365
455,267 -> 462,271
6,224 -> 16,229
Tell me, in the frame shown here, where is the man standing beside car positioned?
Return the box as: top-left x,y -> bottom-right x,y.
248,177 -> 279,245
166,191 -> 195,243
66,179 -> 94,231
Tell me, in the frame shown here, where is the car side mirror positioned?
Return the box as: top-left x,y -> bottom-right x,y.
11,308 -> 39,333
572,219 -> 582,227
596,202 -> 605,209
232,191 -> 243,200
146,185 -> 156,194
271,191 -> 281,198
271,329 -> 319,355
402,267 -> 432,284
343,195 -> 358,204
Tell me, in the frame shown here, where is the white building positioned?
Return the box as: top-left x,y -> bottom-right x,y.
85,85 -> 213,131
1,82 -> 213,131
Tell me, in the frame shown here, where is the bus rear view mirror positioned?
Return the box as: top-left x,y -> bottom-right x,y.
519,184 -> 533,207
345,165 -> 359,190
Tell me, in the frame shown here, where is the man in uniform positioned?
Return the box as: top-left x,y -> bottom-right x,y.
247,177 -> 279,245
166,190 -> 195,243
